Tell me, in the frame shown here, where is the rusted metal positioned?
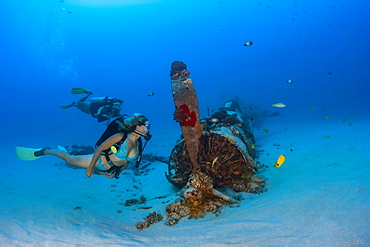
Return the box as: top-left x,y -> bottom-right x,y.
171,61 -> 203,173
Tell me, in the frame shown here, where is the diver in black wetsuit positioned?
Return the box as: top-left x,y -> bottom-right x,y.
60,87 -> 123,122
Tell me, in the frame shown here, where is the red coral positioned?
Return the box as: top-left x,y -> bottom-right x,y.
174,104 -> 197,127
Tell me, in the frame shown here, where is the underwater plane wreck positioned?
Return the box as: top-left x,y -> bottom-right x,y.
161,61 -> 267,226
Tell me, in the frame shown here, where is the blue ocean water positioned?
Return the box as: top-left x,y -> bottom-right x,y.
2,1 -> 368,138
1,0 -> 369,245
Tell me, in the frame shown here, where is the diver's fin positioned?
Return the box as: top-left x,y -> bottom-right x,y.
71,87 -> 92,95
59,102 -> 75,109
15,147 -> 50,161
15,147 -> 42,161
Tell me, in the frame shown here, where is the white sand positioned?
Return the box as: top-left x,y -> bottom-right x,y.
1,116 -> 369,246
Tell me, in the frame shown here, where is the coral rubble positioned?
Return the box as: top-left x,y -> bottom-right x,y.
135,212 -> 163,230
165,172 -> 234,226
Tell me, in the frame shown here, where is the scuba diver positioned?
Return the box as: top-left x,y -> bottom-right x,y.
205,99 -> 246,126
204,99 -> 254,142
60,87 -> 123,122
15,113 -> 152,179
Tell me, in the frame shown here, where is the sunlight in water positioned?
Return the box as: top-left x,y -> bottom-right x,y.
67,0 -> 163,7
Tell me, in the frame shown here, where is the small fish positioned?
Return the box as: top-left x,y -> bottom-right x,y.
251,144 -> 255,149
243,41 -> 253,46
348,123 -> 352,126
290,142 -> 295,146
286,79 -> 294,84
148,92 -> 155,96
138,206 -> 153,210
324,116 -> 329,120
311,107 -> 316,111
342,119 -> 347,123
274,154 -> 286,168
325,135 -> 330,139
233,171 -> 241,175
272,103 -> 286,108
262,129 -> 269,133
241,171 -> 253,178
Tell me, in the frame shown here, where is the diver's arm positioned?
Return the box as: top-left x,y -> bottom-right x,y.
86,133 -> 124,178
96,106 -> 111,122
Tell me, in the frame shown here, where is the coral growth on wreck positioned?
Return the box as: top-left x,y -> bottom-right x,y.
170,61 -> 187,76
173,104 -> 197,127
165,172 -> 233,226
167,130 -> 266,193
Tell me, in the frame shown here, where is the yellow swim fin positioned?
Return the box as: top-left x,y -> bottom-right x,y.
71,87 -> 92,95
15,147 -> 42,161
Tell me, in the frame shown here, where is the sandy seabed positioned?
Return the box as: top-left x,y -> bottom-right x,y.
1,116 -> 369,247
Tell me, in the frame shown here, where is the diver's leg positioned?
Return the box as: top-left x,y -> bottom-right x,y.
60,102 -> 76,109
44,149 -> 93,169
75,102 -> 92,114
78,94 -> 91,103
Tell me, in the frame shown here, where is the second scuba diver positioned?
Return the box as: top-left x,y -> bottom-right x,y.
60,87 -> 123,122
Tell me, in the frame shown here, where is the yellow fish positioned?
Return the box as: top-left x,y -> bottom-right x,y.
272,103 -> 286,108
274,154 -> 286,168
263,129 -> 269,133
324,116 -> 329,120
251,144 -> 255,149
290,142 -> 295,146
325,135 -> 330,139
